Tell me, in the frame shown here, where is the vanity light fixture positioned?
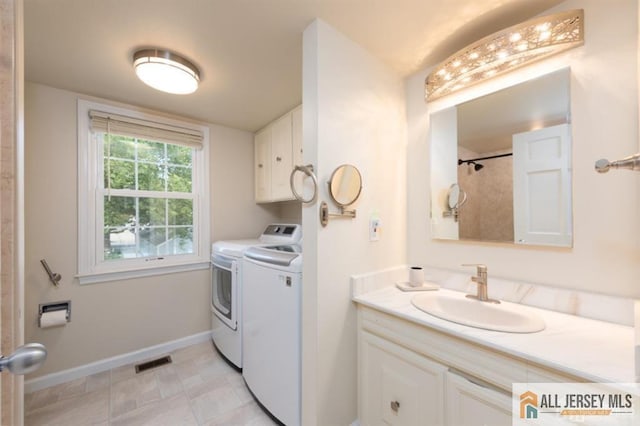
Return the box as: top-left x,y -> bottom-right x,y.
425,9 -> 583,102
133,48 -> 200,95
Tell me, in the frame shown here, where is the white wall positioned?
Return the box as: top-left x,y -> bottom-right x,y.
24,82 -> 283,377
407,0 -> 640,297
302,20 -> 407,425
430,106 -> 459,239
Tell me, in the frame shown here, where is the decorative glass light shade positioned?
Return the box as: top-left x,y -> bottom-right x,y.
133,49 -> 200,95
425,9 -> 583,102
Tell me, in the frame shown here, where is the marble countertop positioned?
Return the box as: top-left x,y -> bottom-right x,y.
354,286 -> 635,384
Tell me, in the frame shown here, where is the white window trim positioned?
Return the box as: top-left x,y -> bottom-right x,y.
77,99 -> 210,285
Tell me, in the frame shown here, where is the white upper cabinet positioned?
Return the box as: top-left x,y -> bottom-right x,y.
254,128 -> 272,202
292,105 -> 303,166
254,105 -> 302,203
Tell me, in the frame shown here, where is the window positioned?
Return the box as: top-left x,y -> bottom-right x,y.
78,100 -> 210,284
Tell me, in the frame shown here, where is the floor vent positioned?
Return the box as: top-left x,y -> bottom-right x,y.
134,355 -> 172,373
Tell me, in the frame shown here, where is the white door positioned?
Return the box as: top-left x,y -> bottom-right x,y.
512,124 -> 572,246
2,0 -> 25,424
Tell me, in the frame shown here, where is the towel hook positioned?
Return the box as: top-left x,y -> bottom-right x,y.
40,259 -> 61,287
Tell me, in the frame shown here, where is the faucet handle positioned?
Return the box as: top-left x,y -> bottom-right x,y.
461,264 -> 487,273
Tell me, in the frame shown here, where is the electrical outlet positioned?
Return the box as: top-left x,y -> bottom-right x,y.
370,217 -> 381,241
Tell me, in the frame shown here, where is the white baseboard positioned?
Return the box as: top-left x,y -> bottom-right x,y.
25,330 -> 211,394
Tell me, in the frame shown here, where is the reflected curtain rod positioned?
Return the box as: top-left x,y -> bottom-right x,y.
458,152 -> 512,164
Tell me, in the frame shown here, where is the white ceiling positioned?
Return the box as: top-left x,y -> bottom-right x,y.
457,68 -> 570,153
24,0 -> 564,132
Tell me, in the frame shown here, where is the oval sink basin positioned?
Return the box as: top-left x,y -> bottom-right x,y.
411,291 -> 545,333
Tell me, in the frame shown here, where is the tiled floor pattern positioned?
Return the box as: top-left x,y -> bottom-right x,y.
25,340 -> 278,426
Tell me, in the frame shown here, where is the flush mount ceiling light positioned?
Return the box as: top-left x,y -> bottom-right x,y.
133,48 -> 200,95
425,9 -> 583,102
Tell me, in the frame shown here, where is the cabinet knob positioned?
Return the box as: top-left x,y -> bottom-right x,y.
276,156 -> 282,162
390,400 -> 400,413
258,163 -> 263,168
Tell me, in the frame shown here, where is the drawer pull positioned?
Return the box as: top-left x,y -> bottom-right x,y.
276,156 -> 282,162
448,368 -> 511,398
390,400 -> 400,413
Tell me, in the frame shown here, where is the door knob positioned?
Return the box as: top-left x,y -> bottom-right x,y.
0,343 -> 47,375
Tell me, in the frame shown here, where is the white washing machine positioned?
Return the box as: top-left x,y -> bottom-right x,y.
242,244 -> 303,426
211,224 -> 301,369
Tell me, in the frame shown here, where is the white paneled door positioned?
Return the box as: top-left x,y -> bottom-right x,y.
513,124 -> 572,247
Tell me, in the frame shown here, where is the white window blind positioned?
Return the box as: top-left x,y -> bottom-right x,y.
88,110 -> 203,149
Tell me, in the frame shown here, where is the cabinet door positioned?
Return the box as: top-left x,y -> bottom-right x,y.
254,128 -> 272,202
359,331 -> 446,426
445,370 -> 511,426
292,106 -> 303,166
290,106 -> 304,198
270,113 -> 293,201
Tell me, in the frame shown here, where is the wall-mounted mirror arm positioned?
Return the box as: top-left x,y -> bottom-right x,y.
320,202 -> 357,227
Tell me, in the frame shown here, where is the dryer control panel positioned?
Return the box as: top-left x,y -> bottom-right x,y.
260,224 -> 302,245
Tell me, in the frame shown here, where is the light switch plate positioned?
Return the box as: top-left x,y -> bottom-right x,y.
370,217 -> 381,241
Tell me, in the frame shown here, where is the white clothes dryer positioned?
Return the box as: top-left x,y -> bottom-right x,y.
211,224 -> 301,369
242,244 -> 303,425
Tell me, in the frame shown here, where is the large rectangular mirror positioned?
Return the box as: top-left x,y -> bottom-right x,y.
429,68 -> 572,247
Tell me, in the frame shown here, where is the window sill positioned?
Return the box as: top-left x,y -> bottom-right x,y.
77,261 -> 210,285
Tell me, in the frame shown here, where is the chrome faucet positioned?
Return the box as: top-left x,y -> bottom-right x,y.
462,264 -> 500,304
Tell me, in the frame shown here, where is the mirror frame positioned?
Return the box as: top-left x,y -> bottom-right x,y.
328,164 -> 363,207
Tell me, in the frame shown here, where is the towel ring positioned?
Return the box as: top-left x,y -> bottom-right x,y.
290,164 -> 318,204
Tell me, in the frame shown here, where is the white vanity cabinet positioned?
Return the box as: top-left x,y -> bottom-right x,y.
359,331 -> 446,426
357,305 -> 583,426
254,105 -> 302,203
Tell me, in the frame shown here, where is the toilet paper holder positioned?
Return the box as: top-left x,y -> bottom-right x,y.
38,300 -> 71,327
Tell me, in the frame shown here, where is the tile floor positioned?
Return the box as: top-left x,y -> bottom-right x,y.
25,340 -> 278,426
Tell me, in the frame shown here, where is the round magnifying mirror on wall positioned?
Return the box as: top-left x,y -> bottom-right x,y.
328,164 -> 362,207
446,183 -> 466,210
